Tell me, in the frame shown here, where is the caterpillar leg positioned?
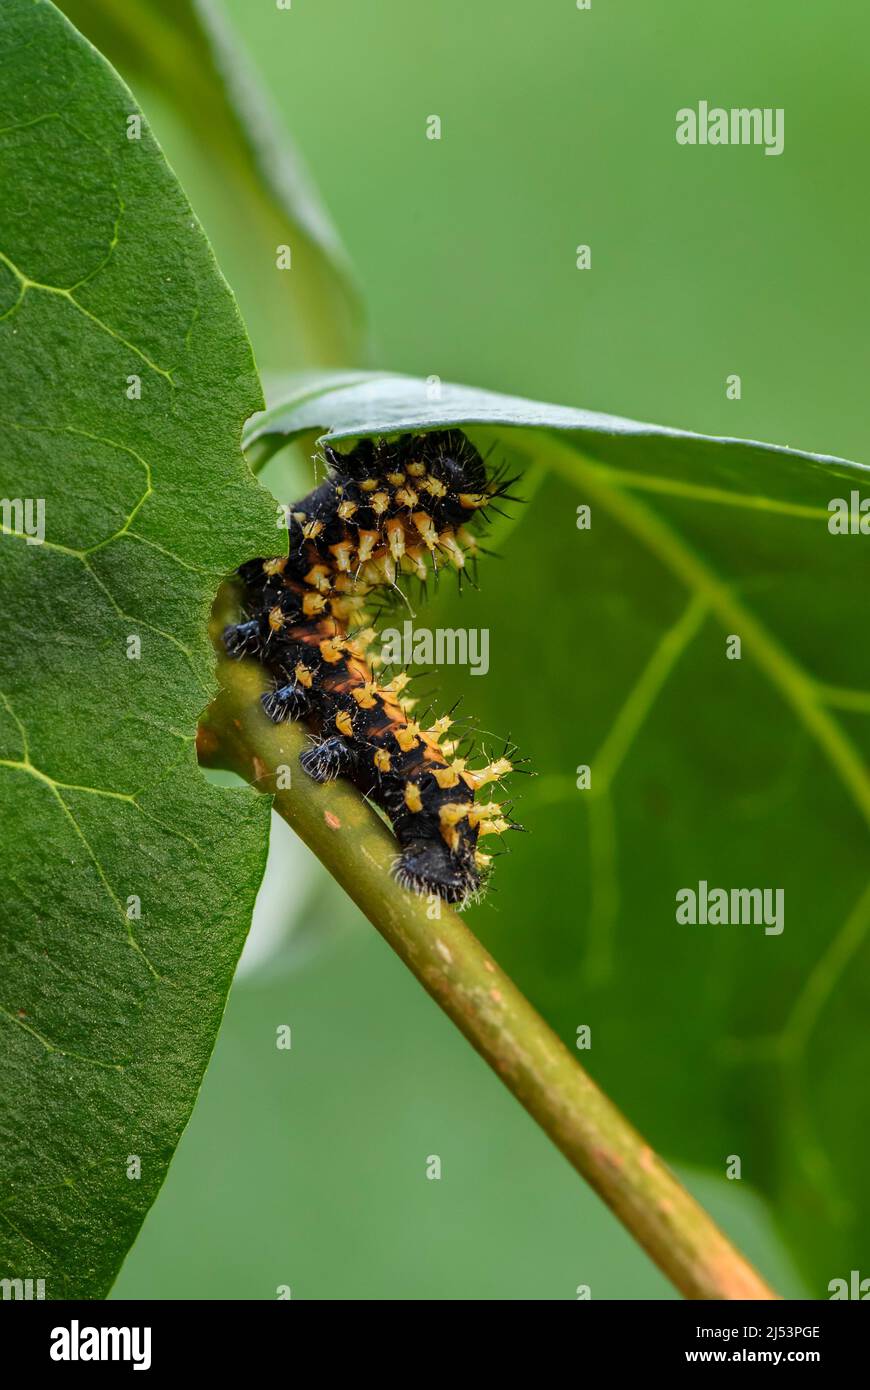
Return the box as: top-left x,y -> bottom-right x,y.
394,838 -> 480,906
223,620 -> 261,659
261,682 -> 311,723
300,735 -> 356,783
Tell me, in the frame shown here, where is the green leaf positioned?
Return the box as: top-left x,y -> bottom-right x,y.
59,0 -> 365,369
0,0 -> 276,1298
245,370 -> 870,1293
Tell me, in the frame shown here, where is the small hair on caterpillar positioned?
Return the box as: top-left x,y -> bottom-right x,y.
223,428 -> 525,907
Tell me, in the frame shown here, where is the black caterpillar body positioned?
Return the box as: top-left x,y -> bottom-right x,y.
223,429 -> 519,906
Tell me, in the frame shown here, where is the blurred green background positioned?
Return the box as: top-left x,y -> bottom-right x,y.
96,0 -> 870,1298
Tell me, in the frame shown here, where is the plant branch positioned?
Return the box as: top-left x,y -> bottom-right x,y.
199,652 -> 779,1301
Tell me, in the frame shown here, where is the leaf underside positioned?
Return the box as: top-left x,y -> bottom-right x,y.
0,0 -> 276,1298
247,371 -> 870,1293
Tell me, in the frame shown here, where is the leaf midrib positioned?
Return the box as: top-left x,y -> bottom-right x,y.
547,434 -> 870,833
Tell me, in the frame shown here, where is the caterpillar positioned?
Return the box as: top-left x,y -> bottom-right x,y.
223,429 -> 521,906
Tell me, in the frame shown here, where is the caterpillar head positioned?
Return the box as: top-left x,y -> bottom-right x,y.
393,837 -> 480,907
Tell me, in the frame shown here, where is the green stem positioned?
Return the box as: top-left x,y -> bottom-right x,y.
199,653 -> 779,1302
